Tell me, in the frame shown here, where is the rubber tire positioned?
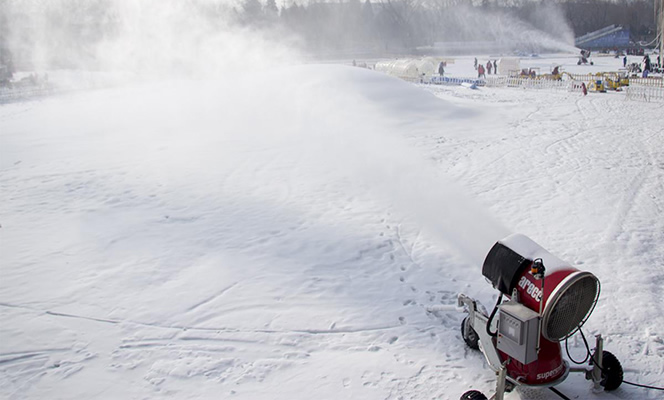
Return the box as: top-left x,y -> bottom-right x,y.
460,390 -> 488,400
461,317 -> 479,350
596,351 -> 623,391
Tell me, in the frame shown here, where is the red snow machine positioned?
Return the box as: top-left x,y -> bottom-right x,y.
457,234 -> 623,400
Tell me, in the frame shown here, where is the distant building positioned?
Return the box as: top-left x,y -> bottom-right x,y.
575,25 -> 631,50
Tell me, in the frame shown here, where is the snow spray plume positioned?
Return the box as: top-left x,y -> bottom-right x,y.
358,137 -> 510,267
0,0 -> 302,77
0,1 -> 509,266
443,3 -> 578,54
268,68 -> 511,266
363,145 -> 511,266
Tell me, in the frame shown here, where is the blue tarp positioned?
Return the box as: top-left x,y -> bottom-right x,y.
575,28 -> 630,49
429,76 -> 482,87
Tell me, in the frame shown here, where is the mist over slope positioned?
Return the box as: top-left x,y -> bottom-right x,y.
1,62 -> 510,399
1,63 -> 507,269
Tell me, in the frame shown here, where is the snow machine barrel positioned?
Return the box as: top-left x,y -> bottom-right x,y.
482,234 -> 600,342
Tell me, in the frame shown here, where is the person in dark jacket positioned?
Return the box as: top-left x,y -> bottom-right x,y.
478,64 -> 485,78
643,55 -> 651,72
438,61 -> 445,76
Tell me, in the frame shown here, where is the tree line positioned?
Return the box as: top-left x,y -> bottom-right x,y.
0,0 -> 658,70
261,0 -> 658,55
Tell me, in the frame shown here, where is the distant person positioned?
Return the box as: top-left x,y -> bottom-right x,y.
493,60 -> 498,74
486,61 -> 492,75
581,82 -> 587,96
5,56 -> 14,80
643,55 -> 651,72
623,56 -> 627,68
552,66 -> 560,76
478,64 -> 485,78
474,57 -> 478,70
438,61 -> 445,76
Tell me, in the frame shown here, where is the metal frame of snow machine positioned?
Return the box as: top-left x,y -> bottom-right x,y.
457,293 -> 620,400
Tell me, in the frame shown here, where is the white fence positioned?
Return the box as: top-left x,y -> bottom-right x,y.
422,74 -> 663,102
625,86 -> 664,102
628,77 -> 664,88
564,73 -> 607,82
484,76 -> 572,91
427,75 -> 577,92
0,86 -> 59,103
563,74 -> 662,88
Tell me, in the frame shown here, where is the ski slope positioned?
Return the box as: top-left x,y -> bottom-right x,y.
1,59 -> 663,400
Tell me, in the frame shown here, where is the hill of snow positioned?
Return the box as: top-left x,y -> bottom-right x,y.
1,61 -> 663,399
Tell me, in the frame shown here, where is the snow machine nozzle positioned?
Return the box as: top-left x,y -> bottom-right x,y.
481,238 -> 533,295
457,233 -> 623,400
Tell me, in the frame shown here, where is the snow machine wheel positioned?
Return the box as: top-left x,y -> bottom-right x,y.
460,390 -> 488,400
461,317 -> 479,350
591,351 -> 623,391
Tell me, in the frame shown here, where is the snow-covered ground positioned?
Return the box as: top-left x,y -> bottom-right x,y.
1,54 -> 663,400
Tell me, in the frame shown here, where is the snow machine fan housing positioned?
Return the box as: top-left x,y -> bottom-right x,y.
482,234 -> 600,341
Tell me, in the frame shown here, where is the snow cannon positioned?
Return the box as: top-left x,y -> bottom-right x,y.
457,234 -> 623,400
